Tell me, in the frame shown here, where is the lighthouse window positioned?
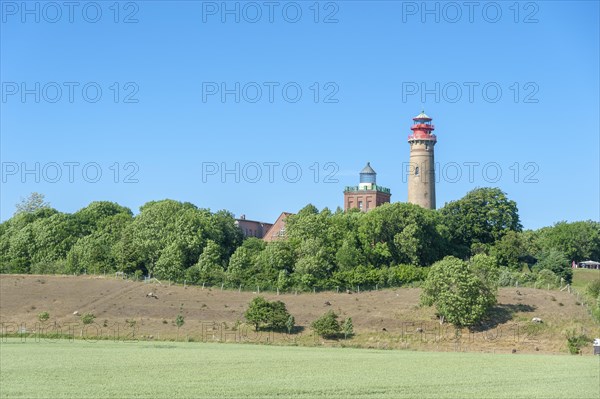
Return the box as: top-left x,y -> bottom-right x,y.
425,144 -> 429,150
415,167 -> 420,176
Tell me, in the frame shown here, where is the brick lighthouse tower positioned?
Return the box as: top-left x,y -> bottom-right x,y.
407,111 -> 437,209
344,162 -> 391,211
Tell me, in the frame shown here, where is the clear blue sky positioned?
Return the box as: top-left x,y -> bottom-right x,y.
1,1 -> 599,229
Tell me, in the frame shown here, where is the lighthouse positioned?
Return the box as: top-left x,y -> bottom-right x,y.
343,162 -> 391,211
407,111 -> 437,209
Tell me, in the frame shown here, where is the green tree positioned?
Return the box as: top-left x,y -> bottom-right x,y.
73,201 -> 133,236
226,246 -> 252,287
175,313 -> 185,341
245,297 -> 272,331
15,192 -> 50,214
469,253 -> 500,291
268,300 -> 291,330
294,238 -> 332,289
342,317 -> 354,339
286,315 -> 295,334
311,310 -> 341,338
490,230 -> 526,270
195,240 -> 224,285
420,256 -> 496,326
154,242 -> 187,281
533,249 -> 572,283
358,202 -> 444,267
335,239 -> 364,271
440,188 -> 521,257
251,241 -> 295,286
537,221 -> 600,263
244,297 -> 292,331
66,212 -> 133,275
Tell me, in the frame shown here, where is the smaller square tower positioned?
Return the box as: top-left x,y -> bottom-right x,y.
343,162 -> 391,211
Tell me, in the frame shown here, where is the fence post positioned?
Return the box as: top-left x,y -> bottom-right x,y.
277,288 -> 279,295
239,284 -> 242,293
257,286 -> 260,294
184,280 -> 186,289
357,285 -> 360,294
202,282 -> 205,290
337,286 -> 339,293
221,283 -> 224,291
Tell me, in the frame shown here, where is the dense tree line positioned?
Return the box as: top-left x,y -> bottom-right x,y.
1,189 -> 598,292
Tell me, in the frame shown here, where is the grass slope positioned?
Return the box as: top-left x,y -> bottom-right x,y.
1,339 -> 599,399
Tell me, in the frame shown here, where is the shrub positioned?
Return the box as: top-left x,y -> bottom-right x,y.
311,310 -> 341,338
535,269 -> 559,288
79,313 -> 96,337
80,313 -> 95,325
37,311 -> 50,322
586,279 -> 600,298
533,249 -> 572,283
565,330 -> 591,355
342,317 -> 354,339
285,315 -> 295,334
386,264 -> 428,286
498,268 -> 516,287
133,270 -> 143,280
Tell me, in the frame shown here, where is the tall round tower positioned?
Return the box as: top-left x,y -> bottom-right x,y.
407,111 -> 437,209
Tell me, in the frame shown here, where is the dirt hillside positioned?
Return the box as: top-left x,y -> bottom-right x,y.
1,275 -> 598,354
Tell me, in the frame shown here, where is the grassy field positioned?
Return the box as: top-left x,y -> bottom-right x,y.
1,339 -> 599,399
572,268 -> 600,291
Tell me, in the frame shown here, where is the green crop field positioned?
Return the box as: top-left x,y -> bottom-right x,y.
0,339 -> 599,399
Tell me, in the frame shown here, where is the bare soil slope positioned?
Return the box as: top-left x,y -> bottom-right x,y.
1,275 -> 598,354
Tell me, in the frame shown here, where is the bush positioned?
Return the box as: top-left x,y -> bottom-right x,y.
330,265 -> 385,288
30,260 -> 67,275
80,313 -> 96,325
386,264 -> 429,286
533,249 -> 572,283
342,317 -> 354,339
498,268 -> 517,287
311,310 -> 341,338
535,269 -> 559,288
133,270 -> 143,280
37,311 -> 50,322
516,272 -> 536,285
244,297 -> 292,331
566,330 -> 591,355
586,279 -> 600,298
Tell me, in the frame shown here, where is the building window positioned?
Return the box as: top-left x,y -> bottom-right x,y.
358,201 -> 363,210
415,166 -> 420,176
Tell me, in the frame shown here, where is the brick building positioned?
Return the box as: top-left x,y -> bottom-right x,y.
235,215 -> 273,239
263,212 -> 293,242
343,162 -> 391,211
